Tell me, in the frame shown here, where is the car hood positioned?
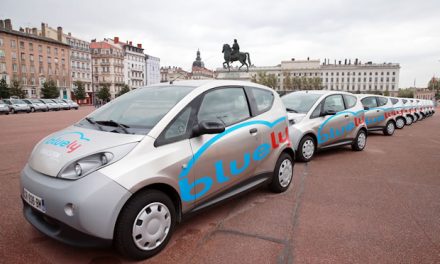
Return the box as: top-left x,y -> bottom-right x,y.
28,125 -> 144,177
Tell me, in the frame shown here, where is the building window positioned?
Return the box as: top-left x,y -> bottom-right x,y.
0,50 -> 4,58
11,40 -> 16,48
0,62 -> 6,72
30,54 -> 34,62
20,41 -> 25,49
29,42 -> 33,51
38,45 -> 42,53
47,47 -> 51,54
392,77 -> 395,82
0,38 -> 3,47
22,65 -> 27,73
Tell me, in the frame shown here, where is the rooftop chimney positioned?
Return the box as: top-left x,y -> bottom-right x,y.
307,57 -> 310,61
137,43 -> 142,49
129,41 -> 132,46
41,23 -> 46,37
355,58 -> 358,65
68,32 -> 71,36
0,20 -> 4,29
114,37 -> 119,44
32,27 -> 38,35
57,26 -> 63,41
5,19 -> 12,30
291,58 -> 295,61
19,27 -> 24,32
25,27 -> 30,34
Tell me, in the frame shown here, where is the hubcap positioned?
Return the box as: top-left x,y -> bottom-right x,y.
396,118 -> 404,128
302,139 -> 314,159
406,117 -> 412,125
132,202 -> 171,251
357,132 -> 366,149
279,159 -> 293,188
387,122 -> 395,134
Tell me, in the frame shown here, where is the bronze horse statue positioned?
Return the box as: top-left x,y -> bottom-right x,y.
222,44 -> 252,72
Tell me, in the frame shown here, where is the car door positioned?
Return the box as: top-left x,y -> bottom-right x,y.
376,97 -> 390,127
185,86 -> 261,206
315,94 -> 349,147
342,94 -> 360,140
361,96 -> 383,129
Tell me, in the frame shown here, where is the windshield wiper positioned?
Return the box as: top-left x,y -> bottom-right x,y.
95,120 -> 130,134
286,107 -> 298,113
85,117 -> 104,131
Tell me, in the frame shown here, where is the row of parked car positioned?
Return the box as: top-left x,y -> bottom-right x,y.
281,91 -> 436,161
19,80 -> 436,260
0,98 -> 79,114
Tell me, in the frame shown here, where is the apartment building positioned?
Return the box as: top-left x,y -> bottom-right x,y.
118,38 -> 145,89
0,19 -> 71,98
145,54 -> 160,86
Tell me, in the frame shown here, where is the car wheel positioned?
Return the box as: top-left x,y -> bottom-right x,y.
30,107 -> 35,113
10,108 -> 15,114
269,152 -> 294,193
413,114 -> 418,122
297,135 -> 315,162
352,129 -> 367,151
115,189 -> 176,260
396,117 -> 405,129
383,121 -> 395,136
405,116 -> 413,125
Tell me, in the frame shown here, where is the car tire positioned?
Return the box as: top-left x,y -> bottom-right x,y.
10,108 -> 15,114
30,107 -> 35,113
383,121 -> 395,136
269,152 -> 294,193
395,117 -> 405,129
115,189 -> 176,260
297,135 -> 315,162
406,116 -> 413,125
352,129 -> 367,151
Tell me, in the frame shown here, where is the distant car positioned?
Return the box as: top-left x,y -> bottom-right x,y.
388,97 -> 407,129
3,99 -> 31,114
39,99 -> 60,111
23,99 -> 49,112
0,100 -> 10,115
63,99 -> 79,110
52,99 -> 70,110
356,94 -> 396,136
401,98 -> 415,125
282,90 -> 367,162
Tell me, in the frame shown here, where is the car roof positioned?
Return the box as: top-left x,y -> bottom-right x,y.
145,80 -> 274,93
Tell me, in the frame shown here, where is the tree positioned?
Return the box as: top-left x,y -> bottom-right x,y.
41,79 -> 59,98
0,78 -> 9,99
117,84 -> 131,97
252,72 -> 277,89
283,72 -> 293,91
97,83 -> 111,102
428,77 -> 439,91
9,79 -> 26,98
73,80 -> 86,100
383,90 -> 390,96
397,88 -> 414,98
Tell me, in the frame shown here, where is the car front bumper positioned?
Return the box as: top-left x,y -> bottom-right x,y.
20,164 -> 132,246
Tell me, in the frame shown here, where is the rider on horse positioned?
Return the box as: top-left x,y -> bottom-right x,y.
231,39 -> 240,61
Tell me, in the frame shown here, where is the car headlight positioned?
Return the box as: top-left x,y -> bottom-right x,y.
57,142 -> 138,180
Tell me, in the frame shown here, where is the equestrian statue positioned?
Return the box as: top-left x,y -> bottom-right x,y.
222,39 -> 252,72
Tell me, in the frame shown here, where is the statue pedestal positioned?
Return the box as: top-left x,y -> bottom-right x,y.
215,68 -> 252,81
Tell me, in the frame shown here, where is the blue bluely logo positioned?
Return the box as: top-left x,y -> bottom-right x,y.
179,117 -> 289,203
44,131 -> 90,153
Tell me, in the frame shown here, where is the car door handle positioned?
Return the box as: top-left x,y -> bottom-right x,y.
249,128 -> 258,134
376,110 -> 380,112
344,114 -> 349,118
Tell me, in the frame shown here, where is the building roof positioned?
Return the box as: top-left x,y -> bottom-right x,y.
0,27 -> 70,47
90,42 -> 115,49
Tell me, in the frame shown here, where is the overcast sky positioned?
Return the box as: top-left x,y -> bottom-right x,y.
2,0 -> 439,87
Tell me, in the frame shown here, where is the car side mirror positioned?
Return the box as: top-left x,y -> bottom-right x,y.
322,109 -> 337,116
364,106 -> 369,110
192,121 -> 225,137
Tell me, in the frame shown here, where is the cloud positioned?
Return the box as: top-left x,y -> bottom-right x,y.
1,0 -> 439,87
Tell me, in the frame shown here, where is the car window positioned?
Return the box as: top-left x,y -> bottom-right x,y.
198,87 -> 250,127
377,97 -> 388,106
323,95 -> 345,113
281,92 -> 322,114
402,99 -> 408,104
361,97 -> 378,108
390,98 -> 399,105
164,106 -> 192,140
343,94 -> 357,109
310,102 -> 322,118
249,87 -> 274,114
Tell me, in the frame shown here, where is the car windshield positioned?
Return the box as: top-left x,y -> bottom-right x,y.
12,99 -> 25,104
281,92 -> 322,114
30,99 -> 41,103
77,85 -> 195,135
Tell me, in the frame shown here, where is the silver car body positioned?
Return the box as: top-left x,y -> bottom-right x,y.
387,97 -> 407,128
20,80 -> 293,247
23,99 -> 49,112
356,94 -> 396,133
40,99 -> 60,111
283,90 -> 367,157
63,99 -> 79,109
53,99 -> 70,110
0,99 -> 10,114
3,99 -> 31,113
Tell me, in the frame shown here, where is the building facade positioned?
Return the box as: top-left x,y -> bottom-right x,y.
0,19 -> 71,99
216,58 -> 400,94
38,23 -> 92,102
412,88 -> 435,100
90,38 -> 124,100
160,66 -> 191,82
191,50 -> 214,80
145,54 -> 160,86
118,38 -> 145,89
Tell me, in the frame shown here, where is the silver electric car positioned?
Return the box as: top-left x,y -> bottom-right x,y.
388,97 -> 407,129
3,99 -> 31,114
401,98 -> 415,125
40,98 -> 61,111
20,80 -> 294,260
23,99 -> 49,112
0,99 -> 10,114
281,90 -> 367,162
357,94 -> 396,136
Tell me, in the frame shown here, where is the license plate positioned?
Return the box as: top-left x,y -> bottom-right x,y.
23,188 -> 46,213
